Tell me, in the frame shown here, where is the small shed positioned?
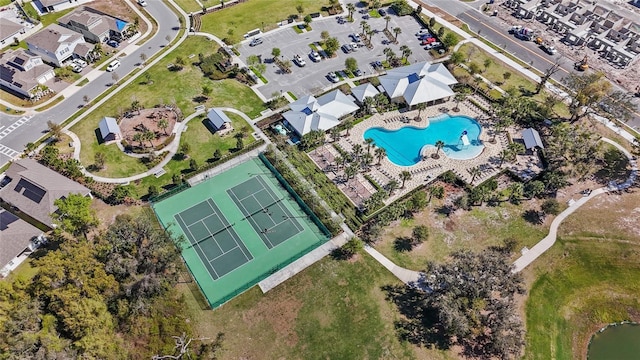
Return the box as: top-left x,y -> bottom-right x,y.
522,128 -> 544,150
207,108 -> 233,133
98,116 -> 121,142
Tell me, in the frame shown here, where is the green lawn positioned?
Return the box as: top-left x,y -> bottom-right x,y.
524,239 -> 640,360
375,200 -> 548,270
179,252 -> 432,359
174,0 -> 202,13
23,3 -> 74,27
0,0 -> 12,6
199,0 -> 333,43
134,111 -> 255,195
71,36 -> 265,178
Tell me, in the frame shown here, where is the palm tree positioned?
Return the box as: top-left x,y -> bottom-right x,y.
387,179 -> 399,195
143,130 -> 156,148
24,142 -> 37,155
133,133 -> 144,147
429,185 -> 445,202
360,20 -> 368,36
334,155 -> 344,170
449,51 -> 465,66
343,118 -> 354,136
453,88 -> 469,112
392,27 -> 402,42
330,127 -> 341,142
384,15 -> 391,31
507,142 -> 525,158
400,171 -> 412,188
352,143 -> 363,160
414,102 -> 427,121
347,3 -> 355,21
158,118 -> 169,135
363,96 -> 375,115
375,147 -> 386,165
364,138 -> 375,154
498,149 -> 511,167
434,140 -> 445,158
362,152 -> 374,168
508,182 -> 524,202
400,45 -> 412,61
345,164 -> 358,180
131,99 -> 141,114
472,76 -> 483,94
468,166 -> 481,184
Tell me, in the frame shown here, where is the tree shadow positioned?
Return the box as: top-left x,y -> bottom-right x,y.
394,237 -> 414,252
329,247 -> 354,260
381,284 -> 452,349
522,209 -> 543,225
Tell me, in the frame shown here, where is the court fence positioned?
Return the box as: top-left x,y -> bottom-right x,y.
258,153 -> 332,239
149,182 -> 191,203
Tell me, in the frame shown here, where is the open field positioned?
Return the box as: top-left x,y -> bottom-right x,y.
71,36 -> 265,177
174,0 -> 202,13
375,195 -> 548,270
178,253 -> 444,359
523,189 -> 640,359
200,0 -> 333,43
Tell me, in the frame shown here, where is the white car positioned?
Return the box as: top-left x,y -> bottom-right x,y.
309,50 -> 321,62
71,64 -> 82,73
73,58 -> 87,68
293,54 -> 306,67
106,60 -> 120,72
137,0 -> 147,6
416,29 -> 430,36
327,72 -> 338,83
350,42 -> 359,51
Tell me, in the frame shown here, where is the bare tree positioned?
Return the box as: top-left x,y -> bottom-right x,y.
536,59 -> 562,94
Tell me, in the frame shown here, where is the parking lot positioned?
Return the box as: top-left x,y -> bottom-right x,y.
237,5 -> 434,99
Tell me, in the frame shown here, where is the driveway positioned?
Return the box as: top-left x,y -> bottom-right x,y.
237,7 -> 435,99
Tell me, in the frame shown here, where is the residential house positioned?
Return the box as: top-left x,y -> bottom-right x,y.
282,90 -> 359,137
0,209 -> 43,277
58,6 -> 131,43
25,23 -> 87,67
378,62 -> 457,107
34,0 -> 93,13
0,48 -> 55,98
0,159 -> 92,227
0,18 -> 26,46
206,108 -> 234,135
98,116 -> 122,143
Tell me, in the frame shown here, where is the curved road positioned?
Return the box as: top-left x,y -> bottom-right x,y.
0,1 -> 182,167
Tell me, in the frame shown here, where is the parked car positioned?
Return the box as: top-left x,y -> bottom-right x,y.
73,58 -> 87,68
249,37 -> 263,47
106,40 -> 119,48
106,60 -> 120,72
353,68 -> 363,77
137,0 -> 147,6
293,54 -> 306,67
71,64 -> 82,73
327,72 -> 339,82
341,44 -> 353,53
349,33 -> 362,42
416,29 -> 430,36
378,8 -> 387,16
371,60 -> 383,69
309,50 -> 321,62
350,42 -> 359,51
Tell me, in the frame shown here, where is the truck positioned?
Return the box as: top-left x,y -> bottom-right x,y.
513,27 -> 535,41
540,41 -> 557,55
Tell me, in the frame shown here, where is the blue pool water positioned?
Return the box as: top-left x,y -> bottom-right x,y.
363,115 -> 484,166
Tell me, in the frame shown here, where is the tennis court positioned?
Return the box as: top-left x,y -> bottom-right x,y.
152,157 -> 329,308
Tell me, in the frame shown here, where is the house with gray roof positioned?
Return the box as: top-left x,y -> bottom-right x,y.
282,90 -> 359,137
98,116 -> 121,143
58,6 -> 131,43
25,23 -> 87,67
0,18 -> 26,46
0,48 -> 55,98
351,83 -> 380,104
0,159 -> 91,227
0,209 -> 43,277
34,0 -> 93,13
207,108 -> 233,133
378,62 -> 457,107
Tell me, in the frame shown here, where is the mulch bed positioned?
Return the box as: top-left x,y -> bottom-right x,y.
119,108 -> 178,149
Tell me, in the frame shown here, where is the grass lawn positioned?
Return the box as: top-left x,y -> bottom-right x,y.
199,0 -> 332,43
72,36 -> 265,178
174,0 -> 202,13
375,197 -> 548,270
24,3 -> 74,27
133,111 -> 255,195
0,0 -> 12,6
179,252 -> 438,359
523,189 -> 640,359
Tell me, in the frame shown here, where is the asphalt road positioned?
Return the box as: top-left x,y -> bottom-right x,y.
425,0 -> 640,133
237,4 -> 436,99
0,1 -> 181,167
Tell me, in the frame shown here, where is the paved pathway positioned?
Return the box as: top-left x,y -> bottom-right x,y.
363,245 -> 422,284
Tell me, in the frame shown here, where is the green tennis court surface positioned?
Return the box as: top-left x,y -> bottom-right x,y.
152,158 -> 329,308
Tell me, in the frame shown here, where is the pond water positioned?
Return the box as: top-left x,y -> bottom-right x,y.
588,323 -> 640,360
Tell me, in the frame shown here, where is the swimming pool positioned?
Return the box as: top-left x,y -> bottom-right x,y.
363,115 -> 484,166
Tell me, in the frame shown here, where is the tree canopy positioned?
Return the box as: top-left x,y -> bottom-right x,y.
52,193 -> 99,237
384,246 -> 525,359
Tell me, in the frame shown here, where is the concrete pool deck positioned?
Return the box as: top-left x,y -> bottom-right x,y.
332,98 -> 507,204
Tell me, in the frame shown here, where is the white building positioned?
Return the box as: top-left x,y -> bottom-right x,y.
282,90 -> 359,137
0,49 -> 55,98
378,61 -> 458,106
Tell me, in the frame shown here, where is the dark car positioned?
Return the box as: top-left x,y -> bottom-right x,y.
341,44 -> 353,53
378,8 -> 387,16
106,40 -> 119,48
353,68 -> 363,77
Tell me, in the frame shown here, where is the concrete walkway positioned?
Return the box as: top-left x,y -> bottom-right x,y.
364,245 -> 422,284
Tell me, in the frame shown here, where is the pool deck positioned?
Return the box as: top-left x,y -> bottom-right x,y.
311,98 -> 508,206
